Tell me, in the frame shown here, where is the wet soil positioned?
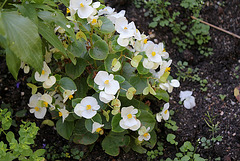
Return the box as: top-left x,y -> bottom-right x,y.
0,0 -> 240,160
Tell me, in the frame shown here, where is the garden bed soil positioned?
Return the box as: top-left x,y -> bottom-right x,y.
0,0 -> 240,160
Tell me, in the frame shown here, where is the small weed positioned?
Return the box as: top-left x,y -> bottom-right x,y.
218,94 -> 227,101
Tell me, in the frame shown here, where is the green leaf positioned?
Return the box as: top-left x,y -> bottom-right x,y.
41,119 -> 54,127
38,21 -> 67,56
154,89 -> 169,102
6,131 -> 15,143
56,120 -> 74,140
149,21 -> 158,28
111,36 -> 125,52
27,83 -> 38,95
102,131 -> 128,156
130,76 -> 148,94
1,11 -> 43,72
85,114 -> 102,132
99,17 -> 115,34
119,97 -> 150,111
89,40 -> 109,60
130,137 -> 147,154
181,155 -> 190,161
6,48 -> 21,80
73,119 -> 99,145
167,134 -> 176,144
104,54 -> 119,72
65,58 -> 87,80
59,77 -> 77,90
137,62 -> 149,75
142,130 -> 157,149
15,4 -> 38,25
15,109 -> 27,117
114,75 -> 125,83
111,113 -> 125,133
75,77 -> 88,98
68,40 -> 86,58
33,149 -> 45,157
138,110 -> 155,132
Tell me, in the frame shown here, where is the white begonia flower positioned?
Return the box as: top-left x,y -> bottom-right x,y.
134,34 -> 148,52
156,103 -> 169,122
158,43 -> 169,59
40,93 -> 52,107
94,71 -> 120,95
115,17 -> 135,39
143,58 -> 155,69
159,79 -> 180,93
119,106 -> 141,131
87,15 -> 99,25
63,89 -> 76,103
107,10 -> 125,24
98,6 -> 115,16
58,106 -> 69,123
92,2 -> 100,8
138,126 -> 151,141
74,96 -> 100,119
99,91 -> 115,103
92,122 -> 104,134
179,91 -> 196,109
35,61 -> 51,82
69,0 -> 94,19
28,93 -> 47,119
158,60 -> 172,78
43,76 -> 56,89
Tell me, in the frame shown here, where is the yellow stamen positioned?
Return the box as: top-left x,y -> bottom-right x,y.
80,3 -> 84,7
163,48 -> 166,52
104,9 -> 108,11
124,27 -> 128,30
92,19 -> 97,24
34,107 -> 39,111
136,29 -> 139,33
86,105 -> 92,110
59,112 -> 62,117
96,128 -> 102,133
41,70 -> 45,75
43,101 -> 48,107
104,80 -> 109,84
164,110 -> 168,114
143,39 -> 148,44
127,114 -> 132,119
66,8 -> 70,14
68,95 -> 73,100
143,133 -> 149,137
151,51 -> 156,56
165,67 -> 171,72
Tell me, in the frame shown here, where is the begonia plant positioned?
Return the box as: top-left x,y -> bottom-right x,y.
0,0 -> 180,156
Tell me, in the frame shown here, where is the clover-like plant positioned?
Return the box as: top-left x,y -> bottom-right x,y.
0,0 -> 180,156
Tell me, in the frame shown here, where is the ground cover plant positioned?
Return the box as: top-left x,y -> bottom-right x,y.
1,0 -> 240,160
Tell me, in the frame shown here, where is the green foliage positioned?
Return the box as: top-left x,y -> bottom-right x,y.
134,0 -> 213,57
0,108 -> 45,161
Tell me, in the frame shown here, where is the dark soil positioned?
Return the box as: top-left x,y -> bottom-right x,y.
1,0 -> 240,160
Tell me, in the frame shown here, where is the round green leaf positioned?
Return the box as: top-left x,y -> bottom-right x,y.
138,110 -> 155,132
114,75 -> 125,83
65,58 -> 87,80
89,40 -> 109,60
104,54 -> 119,72
59,77 -> 77,90
111,113 -> 124,133
130,76 -> 148,94
56,120 -> 74,140
99,17 -> 115,34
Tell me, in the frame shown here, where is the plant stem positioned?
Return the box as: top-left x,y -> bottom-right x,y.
0,0 -> 7,10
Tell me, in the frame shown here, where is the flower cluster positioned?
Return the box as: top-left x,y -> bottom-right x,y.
20,0 -> 181,155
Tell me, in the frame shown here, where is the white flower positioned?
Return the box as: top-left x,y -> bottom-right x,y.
156,103 -> 169,122
107,10 -> 125,24
34,61 -> 51,82
87,15 -> 99,25
53,94 -> 64,109
99,91 -> 115,103
115,17 -> 135,39
98,6 -> 115,16
144,41 -> 163,64
138,126 -> 151,141
69,0 -> 94,18
158,43 -> 169,59
58,106 -> 69,123
117,36 -> 130,47
92,122 -> 104,134
74,96 -> 100,119
28,93 -> 47,119
63,89 -> 76,103
119,106 -> 141,131
94,71 -> 120,95
40,93 -> 52,107
179,91 -> 196,109
159,79 -> 180,93
158,60 -> 172,78
43,76 -> 56,89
